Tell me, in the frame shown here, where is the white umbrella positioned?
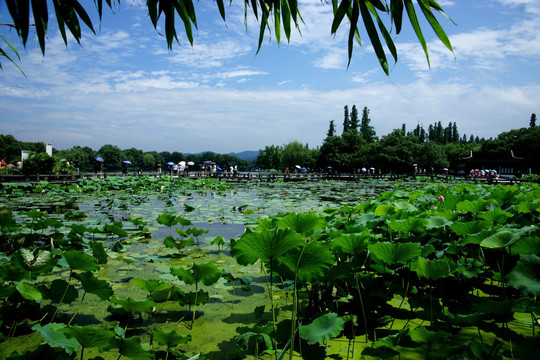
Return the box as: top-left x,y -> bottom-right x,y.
187,161 -> 195,166
295,165 -> 301,169
179,161 -> 186,166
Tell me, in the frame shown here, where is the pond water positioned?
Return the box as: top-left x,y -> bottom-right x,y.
0,179 -> 397,359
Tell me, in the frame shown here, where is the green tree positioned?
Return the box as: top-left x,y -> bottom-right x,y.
349,105 -> 359,133
452,122 -> 459,143
122,148 -> 144,168
256,145 -> 283,171
530,113 -> 537,127
359,107 -> 376,143
98,144 -> 122,171
326,120 -> 336,138
1,1 -> 453,77
0,134 -> 22,163
342,105 -> 350,134
281,141 -> 310,170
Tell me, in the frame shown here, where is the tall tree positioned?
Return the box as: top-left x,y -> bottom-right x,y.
452,122 -> 459,143
326,120 -> 336,138
349,105 -> 359,132
342,105 -> 350,134
530,113 -> 537,127
360,107 -> 376,143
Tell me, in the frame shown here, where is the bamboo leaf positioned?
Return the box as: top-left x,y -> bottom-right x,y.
404,0 -> 429,66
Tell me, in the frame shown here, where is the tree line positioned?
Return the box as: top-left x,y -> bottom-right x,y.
0,135 -> 250,175
255,107 -> 540,174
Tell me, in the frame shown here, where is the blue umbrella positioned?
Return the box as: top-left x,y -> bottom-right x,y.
167,162 -> 174,165
95,157 -> 104,162
123,160 -> 132,164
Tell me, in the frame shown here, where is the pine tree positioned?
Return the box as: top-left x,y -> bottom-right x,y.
530,113 -> 537,127
436,122 -> 444,143
420,127 -> 426,142
350,105 -> 359,132
342,105 -> 350,134
401,123 -> 406,135
428,124 -> 434,141
326,120 -> 336,138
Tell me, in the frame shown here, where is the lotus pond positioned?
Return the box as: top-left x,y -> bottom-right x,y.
0,176 -> 538,360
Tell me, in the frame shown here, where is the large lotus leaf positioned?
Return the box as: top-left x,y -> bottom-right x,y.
177,216 -> 192,227
103,222 -> 127,238
300,312 -> 345,345
62,250 -> 100,272
90,241 -> 108,264
186,227 -> 209,237
414,257 -> 450,281
374,204 -> 395,217
16,248 -> 56,274
450,221 -> 492,236
109,296 -> 155,315
409,326 -> 450,344
507,254 -> 540,296
388,217 -> 427,234
110,336 -> 154,360
33,323 -> 81,354
511,236 -> 540,256
515,200 -> 540,214
368,242 -> 422,266
0,214 -> 20,232
171,266 -> 195,285
180,290 -> 210,306
231,228 -> 304,266
157,213 -> 178,227
394,201 -> 417,212
330,231 -> 370,256
47,279 -> 78,304
16,282 -> 42,301
456,199 -> 489,214
74,271 -> 113,300
480,230 -> 522,249
192,262 -> 224,286
371,327 -> 409,348
478,207 -> 512,224
62,325 -> 115,350
278,242 -> 334,282
0,284 -> 15,298
275,212 -> 326,235
425,216 -> 453,230
153,328 -> 191,347
480,226 -> 535,249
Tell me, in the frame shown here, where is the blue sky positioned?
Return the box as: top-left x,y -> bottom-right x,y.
1,0 -> 539,154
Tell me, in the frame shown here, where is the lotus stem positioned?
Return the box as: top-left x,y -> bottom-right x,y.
51,271 -> 72,323
68,291 -> 87,325
354,274 -> 368,343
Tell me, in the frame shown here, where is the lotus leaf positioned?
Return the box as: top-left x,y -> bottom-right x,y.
456,199 -> 489,214
74,272 -> 113,300
278,242 -> 334,282
62,250 -> 100,272
275,212 -> 325,235
47,279 -> 78,304
425,216 -> 453,229
450,220 -> 492,236
374,204 -> 395,217
90,241 -> 108,264
33,323 -> 81,354
414,257 -> 450,280
388,217 -> 427,234
157,213 -> 178,228
507,254 -> 540,296
180,289 -> 210,306
153,328 -> 191,347
230,228 -> 304,266
110,336 -> 154,360
18,248 -> 55,273
16,282 -> 42,301
62,325 -> 115,350
330,231 -> 370,256
480,230 -> 522,249
511,236 -> 540,256
409,326 -> 450,344
108,296 -> 156,316
299,312 -> 345,345
478,207 -> 511,224
368,242 -> 422,266
171,262 -> 224,286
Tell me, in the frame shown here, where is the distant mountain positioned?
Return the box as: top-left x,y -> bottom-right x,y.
228,150 -> 258,161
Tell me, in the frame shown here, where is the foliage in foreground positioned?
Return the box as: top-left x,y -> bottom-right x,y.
0,179 -> 538,359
